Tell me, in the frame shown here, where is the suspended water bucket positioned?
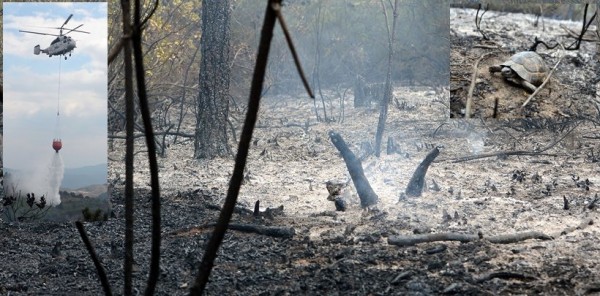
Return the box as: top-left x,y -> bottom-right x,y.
52,139 -> 62,152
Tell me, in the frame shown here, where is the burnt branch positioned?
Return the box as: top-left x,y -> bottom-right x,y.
329,131 -> 379,208
475,3 -> 489,40
476,272 -> 537,283
172,223 -> 295,239
119,0 -> 135,294
75,221 -> 113,296
271,2 -> 314,99
132,0 -> 162,294
565,4 -> 596,50
388,230 -> 552,247
558,218 -> 593,236
445,122 -> 579,163
532,4 -> 597,51
529,37 -> 559,51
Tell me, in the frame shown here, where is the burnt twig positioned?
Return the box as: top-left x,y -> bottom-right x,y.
132,0 -> 161,294
475,4 -> 489,40
271,2 -> 314,99
522,48 -> 564,108
107,0 -> 159,65
75,221 -> 113,296
445,122 -> 579,163
466,51 -> 498,118
529,36 -> 559,51
565,4 -> 596,50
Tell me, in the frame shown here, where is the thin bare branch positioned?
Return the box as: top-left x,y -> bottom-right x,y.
131,0 -> 162,294
271,2 -> 314,99
522,47 -> 565,108
466,51 -> 498,118
120,0 -> 135,294
190,0 -> 281,294
75,221 -> 113,296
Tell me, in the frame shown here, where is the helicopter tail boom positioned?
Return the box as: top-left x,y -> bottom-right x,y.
34,45 -> 48,55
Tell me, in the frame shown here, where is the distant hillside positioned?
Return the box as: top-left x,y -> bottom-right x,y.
4,163 -> 107,191
62,163 -> 107,189
62,183 -> 108,199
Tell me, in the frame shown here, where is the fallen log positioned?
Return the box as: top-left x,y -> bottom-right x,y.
388,232 -> 478,246
476,271 -> 537,283
329,131 -> 378,208
557,218 -> 593,236
227,223 -> 295,238
486,231 -> 552,244
172,223 -> 295,239
405,146 -> 441,197
388,230 -> 552,247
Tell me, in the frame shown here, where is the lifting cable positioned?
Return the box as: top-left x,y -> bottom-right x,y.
55,57 -> 61,140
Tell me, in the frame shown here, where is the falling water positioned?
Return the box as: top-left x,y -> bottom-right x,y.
46,152 -> 65,206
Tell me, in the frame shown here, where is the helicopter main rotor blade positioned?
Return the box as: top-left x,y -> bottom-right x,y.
64,24 -> 90,35
19,30 -> 60,37
62,14 -> 73,28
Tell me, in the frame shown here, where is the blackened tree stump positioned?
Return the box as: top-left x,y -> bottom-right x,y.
405,146 -> 441,197
329,131 -> 379,208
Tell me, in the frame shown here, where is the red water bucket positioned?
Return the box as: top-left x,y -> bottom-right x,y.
52,139 -> 62,152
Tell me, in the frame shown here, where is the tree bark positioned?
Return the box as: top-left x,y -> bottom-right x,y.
374,0 -> 400,157
190,0 -> 279,294
405,146 -> 440,197
329,131 -> 378,208
194,0 -> 231,159
120,0 -> 135,294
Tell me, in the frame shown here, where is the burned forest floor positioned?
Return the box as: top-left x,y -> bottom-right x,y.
2,86 -> 600,295
450,8 -> 598,119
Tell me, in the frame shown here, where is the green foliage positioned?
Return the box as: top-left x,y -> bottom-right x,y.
107,0 -> 450,133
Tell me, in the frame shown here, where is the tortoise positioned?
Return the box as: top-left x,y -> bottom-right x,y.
489,51 -> 548,93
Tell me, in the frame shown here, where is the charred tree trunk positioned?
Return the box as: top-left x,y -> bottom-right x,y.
354,75 -> 367,107
405,146 -> 441,197
194,0 -> 231,159
329,131 -> 378,208
597,6 -> 600,61
374,0 -> 400,157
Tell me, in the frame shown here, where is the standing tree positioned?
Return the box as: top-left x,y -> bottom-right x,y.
374,0 -> 400,157
194,0 -> 232,159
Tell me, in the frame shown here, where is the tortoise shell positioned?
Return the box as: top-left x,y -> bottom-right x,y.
500,51 -> 548,86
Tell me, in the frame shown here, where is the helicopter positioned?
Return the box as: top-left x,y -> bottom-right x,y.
19,14 -> 89,60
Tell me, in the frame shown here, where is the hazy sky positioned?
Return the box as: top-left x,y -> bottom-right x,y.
3,2 -> 107,170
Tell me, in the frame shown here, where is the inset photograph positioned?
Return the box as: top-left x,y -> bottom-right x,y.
450,3 -> 597,119
3,2 -> 108,222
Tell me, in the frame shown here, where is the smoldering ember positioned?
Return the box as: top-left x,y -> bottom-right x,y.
2,1 -> 600,295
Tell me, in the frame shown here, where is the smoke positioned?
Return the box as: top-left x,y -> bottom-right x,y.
5,152 -> 64,206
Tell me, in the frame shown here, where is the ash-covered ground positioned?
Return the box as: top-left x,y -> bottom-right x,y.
2,87 -> 600,295
450,7 -> 597,119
